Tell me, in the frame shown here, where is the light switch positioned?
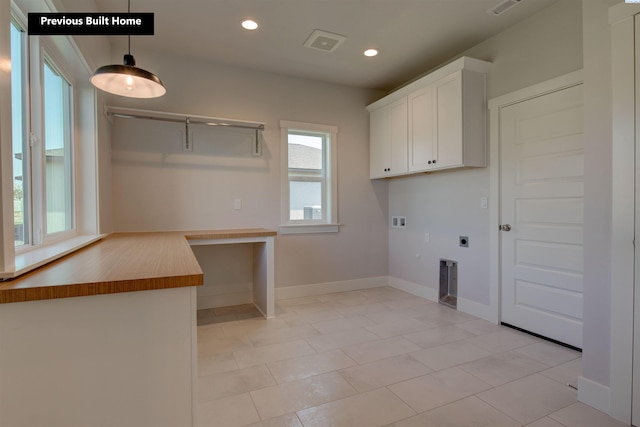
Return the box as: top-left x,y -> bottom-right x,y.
480,197 -> 488,209
234,199 -> 241,210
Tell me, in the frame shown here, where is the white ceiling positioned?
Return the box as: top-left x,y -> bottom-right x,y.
89,0 -> 559,91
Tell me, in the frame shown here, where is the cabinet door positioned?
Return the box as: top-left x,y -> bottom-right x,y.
388,98 -> 408,175
369,106 -> 389,179
434,71 -> 463,169
408,86 -> 435,171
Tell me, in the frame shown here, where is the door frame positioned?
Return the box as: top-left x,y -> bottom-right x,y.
487,70 -> 584,328
610,3 -> 640,425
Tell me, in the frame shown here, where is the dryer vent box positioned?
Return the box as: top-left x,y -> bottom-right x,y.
439,259 -> 458,309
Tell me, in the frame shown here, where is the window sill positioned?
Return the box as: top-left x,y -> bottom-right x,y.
278,223 -> 340,235
3,234 -> 106,279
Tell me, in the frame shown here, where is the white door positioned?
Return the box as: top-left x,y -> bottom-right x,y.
500,83 -> 584,349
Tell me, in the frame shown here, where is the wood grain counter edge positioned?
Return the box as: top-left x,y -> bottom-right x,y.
0,229 -> 277,304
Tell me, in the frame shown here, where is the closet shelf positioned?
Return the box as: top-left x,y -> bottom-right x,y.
106,106 -> 266,131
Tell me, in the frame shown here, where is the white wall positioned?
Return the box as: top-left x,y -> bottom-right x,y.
387,0 -> 583,308
109,54 -> 389,293
388,169 -> 491,305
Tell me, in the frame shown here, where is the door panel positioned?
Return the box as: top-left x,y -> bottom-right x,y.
388,98 -> 408,175
408,86 -> 435,171
369,106 -> 388,179
500,83 -> 584,349
434,72 -> 463,168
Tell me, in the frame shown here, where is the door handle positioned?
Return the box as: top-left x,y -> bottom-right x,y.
499,224 -> 512,232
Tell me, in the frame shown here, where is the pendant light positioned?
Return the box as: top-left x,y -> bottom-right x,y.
91,0 -> 165,98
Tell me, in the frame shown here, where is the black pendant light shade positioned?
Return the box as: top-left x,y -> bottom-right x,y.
91,0 -> 165,98
91,53 -> 166,98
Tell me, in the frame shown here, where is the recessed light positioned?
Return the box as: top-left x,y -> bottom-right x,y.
241,19 -> 258,30
364,48 -> 378,57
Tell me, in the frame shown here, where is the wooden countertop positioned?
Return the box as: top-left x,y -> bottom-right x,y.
0,229 -> 276,304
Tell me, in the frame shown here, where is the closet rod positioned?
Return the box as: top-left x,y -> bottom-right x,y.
106,106 -> 265,131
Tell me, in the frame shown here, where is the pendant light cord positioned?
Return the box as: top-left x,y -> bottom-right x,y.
127,0 -> 131,55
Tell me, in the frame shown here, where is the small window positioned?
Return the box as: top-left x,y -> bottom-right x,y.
280,121 -> 338,234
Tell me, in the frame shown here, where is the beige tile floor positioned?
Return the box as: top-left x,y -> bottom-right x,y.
197,287 -> 628,427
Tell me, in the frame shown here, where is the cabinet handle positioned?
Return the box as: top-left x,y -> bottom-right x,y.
433,160 -> 437,164
428,161 -> 432,164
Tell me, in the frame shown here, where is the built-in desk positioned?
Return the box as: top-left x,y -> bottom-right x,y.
186,228 -> 277,319
0,228 -> 276,427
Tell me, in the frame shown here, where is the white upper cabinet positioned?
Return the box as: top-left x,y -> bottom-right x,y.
370,98 -> 408,179
368,57 -> 490,179
408,84 -> 435,171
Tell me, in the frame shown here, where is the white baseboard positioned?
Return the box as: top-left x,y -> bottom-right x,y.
578,376 -> 611,415
388,277 -> 438,302
275,276 -> 388,300
457,297 -> 498,323
388,277 -> 498,323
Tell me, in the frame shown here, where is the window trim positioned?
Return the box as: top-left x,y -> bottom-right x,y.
279,120 -> 339,235
10,17 -> 30,250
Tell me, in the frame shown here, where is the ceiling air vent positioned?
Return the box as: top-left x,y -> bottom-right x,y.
487,0 -> 523,16
303,29 -> 346,53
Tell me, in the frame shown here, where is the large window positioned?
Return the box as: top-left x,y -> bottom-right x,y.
42,60 -> 74,235
10,12 -> 77,251
2,3 -> 99,278
280,120 -> 338,233
11,20 -> 28,247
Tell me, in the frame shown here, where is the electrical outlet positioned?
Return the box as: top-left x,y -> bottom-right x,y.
234,199 -> 241,210
392,216 -> 407,229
